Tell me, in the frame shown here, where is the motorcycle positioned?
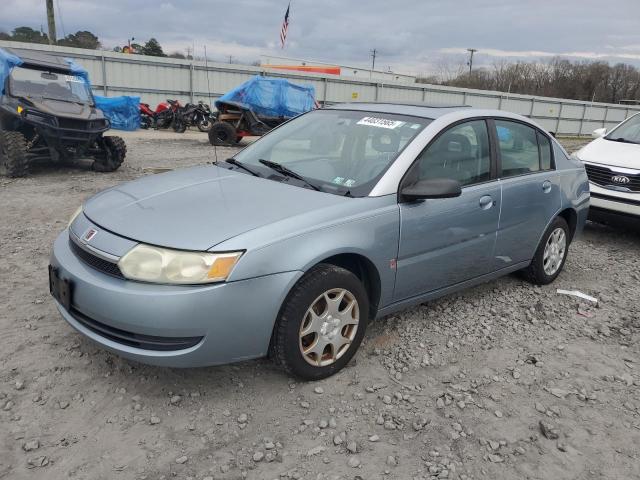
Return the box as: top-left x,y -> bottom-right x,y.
139,99 -> 182,130
173,101 -> 212,133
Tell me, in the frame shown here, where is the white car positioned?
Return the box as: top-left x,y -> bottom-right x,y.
574,113 -> 640,225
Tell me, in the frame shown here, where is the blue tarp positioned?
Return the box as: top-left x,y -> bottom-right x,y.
94,95 -> 141,131
0,48 -> 23,94
215,75 -> 316,118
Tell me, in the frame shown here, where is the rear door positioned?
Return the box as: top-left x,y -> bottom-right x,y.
394,119 -> 501,301
492,119 -> 561,268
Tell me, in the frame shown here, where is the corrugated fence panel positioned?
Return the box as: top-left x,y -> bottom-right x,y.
560,104 -> 584,119
466,94 -> 500,109
501,98 -> 533,115
2,40 -> 640,135
423,89 -> 466,105
607,108 -> 628,122
379,85 -> 423,102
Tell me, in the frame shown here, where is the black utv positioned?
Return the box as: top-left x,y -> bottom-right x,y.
0,48 -> 126,177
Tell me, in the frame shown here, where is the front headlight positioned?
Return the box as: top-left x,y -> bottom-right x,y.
68,206 -> 83,227
118,244 -> 243,284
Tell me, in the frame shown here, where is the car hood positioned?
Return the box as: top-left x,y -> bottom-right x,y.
24,97 -> 104,120
83,165 -> 349,251
578,137 -> 640,169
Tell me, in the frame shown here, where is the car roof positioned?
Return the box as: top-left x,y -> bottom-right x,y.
5,47 -> 74,73
327,102 -> 533,123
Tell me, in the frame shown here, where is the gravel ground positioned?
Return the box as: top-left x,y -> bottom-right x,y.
1,131 -> 639,480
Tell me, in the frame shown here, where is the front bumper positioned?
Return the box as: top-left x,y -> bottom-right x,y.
588,183 -> 640,217
50,230 -> 303,367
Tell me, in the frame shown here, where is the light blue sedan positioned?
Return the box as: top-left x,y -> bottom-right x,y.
50,103 -> 589,379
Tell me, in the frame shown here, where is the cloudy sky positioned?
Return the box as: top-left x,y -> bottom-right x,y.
2,0 -> 640,76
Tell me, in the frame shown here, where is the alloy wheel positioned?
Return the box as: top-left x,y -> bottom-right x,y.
299,288 -> 359,367
543,227 -> 566,276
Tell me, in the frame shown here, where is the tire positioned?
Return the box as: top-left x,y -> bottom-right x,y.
173,118 -> 187,133
197,116 -> 211,132
521,217 -> 570,285
208,121 -> 237,146
140,114 -> 151,129
0,130 -> 28,177
92,136 -> 126,172
271,264 -> 369,380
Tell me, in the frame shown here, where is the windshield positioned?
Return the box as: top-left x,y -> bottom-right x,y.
606,113 -> 640,144
8,66 -> 93,104
233,109 -> 431,196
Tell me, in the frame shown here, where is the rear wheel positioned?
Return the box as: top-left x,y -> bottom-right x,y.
272,264 -> 369,380
0,130 -> 28,177
521,217 -> 570,285
208,121 -> 237,146
92,136 -> 126,172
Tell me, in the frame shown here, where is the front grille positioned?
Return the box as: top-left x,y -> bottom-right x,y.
57,118 -> 106,130
585,163 -> 640,192
69,307 -> 203,351
69,239 -> 125,279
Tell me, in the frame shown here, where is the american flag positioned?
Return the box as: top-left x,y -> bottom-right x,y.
280,3 -> 290,49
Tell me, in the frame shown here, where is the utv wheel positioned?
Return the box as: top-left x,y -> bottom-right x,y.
272,264 -> 369,380
208,121 -> 237,146
521,217 -> 570,285
93,136 -> 126,172
0,130 -> 28,177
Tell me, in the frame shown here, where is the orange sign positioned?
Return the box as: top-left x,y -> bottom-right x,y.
265,65 -> 341,75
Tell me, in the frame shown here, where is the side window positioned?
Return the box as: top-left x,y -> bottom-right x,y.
411,120 -> 491,187
537,131 -> 553,170
496,120 -> 540,177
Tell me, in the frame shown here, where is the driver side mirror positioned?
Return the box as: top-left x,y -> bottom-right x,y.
400,178 -> 462,202
592,127 -> 607,138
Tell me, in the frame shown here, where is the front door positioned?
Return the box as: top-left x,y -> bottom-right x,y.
394,119 -> 501,301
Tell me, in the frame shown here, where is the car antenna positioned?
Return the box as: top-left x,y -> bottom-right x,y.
203,45 -> 218,165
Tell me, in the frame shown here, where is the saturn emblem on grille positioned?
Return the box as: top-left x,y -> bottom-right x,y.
83,228 -> 98,242
611,175 -> 630,184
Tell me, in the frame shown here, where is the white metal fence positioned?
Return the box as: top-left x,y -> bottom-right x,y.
3,40 -> 639,136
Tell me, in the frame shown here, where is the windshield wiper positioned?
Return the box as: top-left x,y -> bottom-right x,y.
608,137 -> 639,144
224,158 -> 261,177
258,159 -> 321,191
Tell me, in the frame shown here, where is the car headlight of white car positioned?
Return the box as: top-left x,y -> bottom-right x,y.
118,244 -> 243,284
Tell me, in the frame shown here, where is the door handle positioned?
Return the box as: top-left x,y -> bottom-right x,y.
479,195 -> 494,210
542,180 -> 552,193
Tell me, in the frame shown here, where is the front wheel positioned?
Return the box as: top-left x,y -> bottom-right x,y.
92,136 -> 126,172
0,130 -> 28,177
173,118 -> 187,133
271,264 -> 369,380
197,115 -> 211,132
521,216 -> 570,285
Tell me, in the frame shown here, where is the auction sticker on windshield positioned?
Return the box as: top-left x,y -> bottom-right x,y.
65,75 -> 84,83
357,117 -> 404,129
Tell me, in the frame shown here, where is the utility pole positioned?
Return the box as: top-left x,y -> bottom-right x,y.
467,48 -> 477,75
370,49 -> 377,72
46,0 -> 56,45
